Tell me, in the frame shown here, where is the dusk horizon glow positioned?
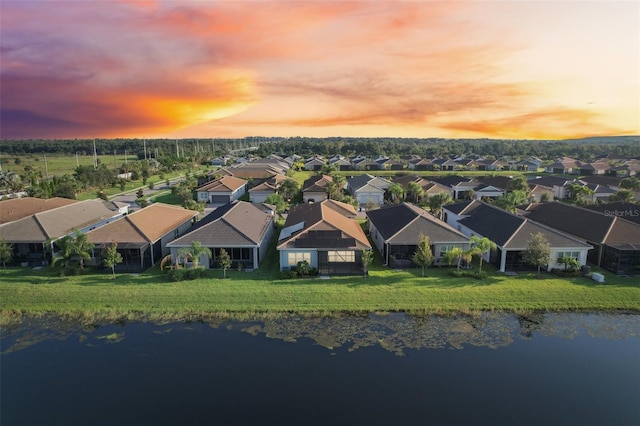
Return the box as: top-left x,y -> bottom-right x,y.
1,1 -> 638,140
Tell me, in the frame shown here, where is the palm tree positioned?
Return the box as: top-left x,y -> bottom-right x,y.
52,235 -> 74,269
427,192 -> 453,219
51,228 -> 94,270
406,181 -> 424,204
387,183 -> 405,203
568,183 -> 594,204
494,190 -> 529,213
469,235 -> 497,274
443,247 -> 464,272
325,181 -> 340,200
177,247 -> 192,268
279,178 -> 300,202
70,228 -> 94,270
188,241 -> 212,269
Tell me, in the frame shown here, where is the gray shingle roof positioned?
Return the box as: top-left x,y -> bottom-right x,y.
523,201 -> 640,244
367,203 -> 468,244
458,202 -> 591,249
167,201 -> 272,247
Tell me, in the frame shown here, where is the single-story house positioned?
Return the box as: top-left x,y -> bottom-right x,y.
249,174 -> 291,203
544,157 -> 581,174
522,201 -> 640,275
346,174 -> 392,207
87,203 -> 199,272
527,176 -> 573,199
304,156 -> 327,171
367,203 -> 470,267
0,197 -> 78,225
0,199 -> 128,266
196,175 -> 247,205
277,199 -> 371,275
444,201 -> 592,273
167,201 -> 274,270
408,158 -> 436,171
302,174 -> 333,203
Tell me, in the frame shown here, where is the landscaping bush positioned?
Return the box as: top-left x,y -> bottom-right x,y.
448,270 -> 488,280
167,267 -> 207,282
279,270 -> 297,279
551,268 -> 582,278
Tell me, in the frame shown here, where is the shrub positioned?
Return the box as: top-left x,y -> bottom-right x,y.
551,268 -> 582,278
279,270 -> 297,279
167,267 -> 207,282
448,270 -> 488,280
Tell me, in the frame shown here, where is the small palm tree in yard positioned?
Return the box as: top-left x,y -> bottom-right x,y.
412,234 -> 434,277
443,247 -> 464,272
52,228 -> 94,272
469,235 -> 497,274
218,248 -> 232,278
188,241 -> 212,269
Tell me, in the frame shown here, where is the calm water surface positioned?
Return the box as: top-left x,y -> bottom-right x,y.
1,312 -> 639,426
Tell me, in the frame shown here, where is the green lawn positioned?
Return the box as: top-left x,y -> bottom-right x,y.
1,261 -> 638,324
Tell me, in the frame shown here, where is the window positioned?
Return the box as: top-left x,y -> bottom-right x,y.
327,251 -> 355,263
288,252 -> 311,266
556,251 -> 580,262
439,245 -> 455,258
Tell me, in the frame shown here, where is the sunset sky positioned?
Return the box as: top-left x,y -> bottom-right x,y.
1,0 -> 638,140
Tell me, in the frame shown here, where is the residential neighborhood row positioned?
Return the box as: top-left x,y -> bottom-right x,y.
1,152 -> 639,277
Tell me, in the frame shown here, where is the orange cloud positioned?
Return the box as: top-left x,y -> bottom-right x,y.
438,108 -> 633,140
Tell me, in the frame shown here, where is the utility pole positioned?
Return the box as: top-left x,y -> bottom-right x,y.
93,139 -> 98,169
76,152 -> 79,168
44,155 -> 49,178
176,140 -> 179,158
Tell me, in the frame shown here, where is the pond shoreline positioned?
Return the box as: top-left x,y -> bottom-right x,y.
3,307 -> 640,329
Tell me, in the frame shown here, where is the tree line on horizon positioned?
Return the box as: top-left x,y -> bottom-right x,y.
1,136 -> 639,161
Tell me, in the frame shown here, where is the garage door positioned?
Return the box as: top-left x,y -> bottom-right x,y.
210,195 -> 231,204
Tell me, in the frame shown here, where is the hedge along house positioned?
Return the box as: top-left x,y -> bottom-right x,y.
166,201 -> 274,270
87,203 -> 198,272
277,199 -> 371,275
366,203 -> 470,267
0,199 -> 128,267
522,201 -> 640,275
196,175 -> 247,206
445,201 -> 592,273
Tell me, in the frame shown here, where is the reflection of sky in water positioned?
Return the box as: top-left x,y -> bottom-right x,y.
2,312 -> 638,356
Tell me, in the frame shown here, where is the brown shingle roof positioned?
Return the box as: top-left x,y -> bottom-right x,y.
0,200 -> 124,243
302,174 -> 332,192
86,216 -> 149,246
0,197 -> 78,224
278,199 -> 369,250
127,203 -> 198,242
197,175 -> 247,192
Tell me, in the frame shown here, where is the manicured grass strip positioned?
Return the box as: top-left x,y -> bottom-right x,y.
1,266 -> 638,323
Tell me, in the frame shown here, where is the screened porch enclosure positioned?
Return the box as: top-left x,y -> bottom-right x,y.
209,247 -> 255,269
317,250 -> 363,275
